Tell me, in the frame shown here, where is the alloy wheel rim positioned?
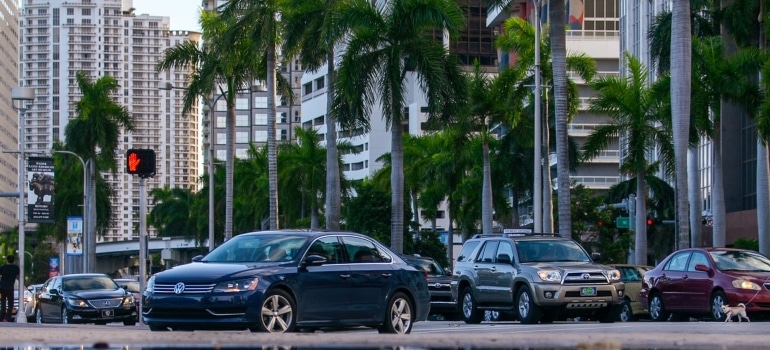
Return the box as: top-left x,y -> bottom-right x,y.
390,298 -> 411,334
620,304 -> 630,322
712,295 -> 724,319
462,293 -> 473,318
518,292 -> 530,318
261,294 -> 292,333
650,297 -> 661,319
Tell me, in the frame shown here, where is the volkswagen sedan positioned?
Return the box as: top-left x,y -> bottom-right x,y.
640,247 -> 770,321
142,230 -> 430,333
34,274 -> 137,325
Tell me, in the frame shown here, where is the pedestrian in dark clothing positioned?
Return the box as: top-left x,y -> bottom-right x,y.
0,255 -> 20,322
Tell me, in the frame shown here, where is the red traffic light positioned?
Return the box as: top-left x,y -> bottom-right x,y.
126,149 -> 156,177
647,218 -> 654,226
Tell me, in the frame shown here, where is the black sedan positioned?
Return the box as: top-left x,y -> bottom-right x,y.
142,230 -> 431,333
34,273 -> 137,325
399,254 -> 457,320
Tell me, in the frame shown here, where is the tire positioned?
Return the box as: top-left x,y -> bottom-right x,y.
61,307 -> 70,324
619,299 -> 634,322
148,325 -> 169,332
378,292 -> 414,334
35,307 -> 44,324
710,291 -> 728,322
460,287 -> 483,324
648,293 -> 669,322
598,305 -> 619,323
253,289 -> 295,333
516,285 -> 542,324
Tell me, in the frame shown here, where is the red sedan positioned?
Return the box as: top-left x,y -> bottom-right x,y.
640,247 -> 770,321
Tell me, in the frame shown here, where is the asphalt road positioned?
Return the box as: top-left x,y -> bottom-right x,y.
1,319 -> 769,349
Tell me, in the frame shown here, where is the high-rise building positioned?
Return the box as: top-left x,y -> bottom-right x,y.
0,0 -> 20,231
18,0 -> 200,242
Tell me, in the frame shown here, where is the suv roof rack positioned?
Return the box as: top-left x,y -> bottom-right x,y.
470,232 -> 559,239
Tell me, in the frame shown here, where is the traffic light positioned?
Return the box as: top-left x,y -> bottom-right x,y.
126,149 -> 156,177
647,217 -> 654,226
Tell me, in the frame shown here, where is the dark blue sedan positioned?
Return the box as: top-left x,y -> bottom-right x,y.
142,230 -> 430,333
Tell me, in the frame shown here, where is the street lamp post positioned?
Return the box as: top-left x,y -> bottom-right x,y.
533,0 -> 542,234
11,86 -> 34,323
50,150 -> 88,274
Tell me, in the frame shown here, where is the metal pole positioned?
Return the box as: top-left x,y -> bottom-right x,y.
52,150 -> 87,274
533,0 -> 542,233
16,108 -> 26,323
209,147 -> 215,252
139,177 -> 147,326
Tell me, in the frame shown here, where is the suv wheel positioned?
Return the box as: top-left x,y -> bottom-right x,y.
516,285 -> 542,324
619,299 -> 634,322
460,287 -> 483,324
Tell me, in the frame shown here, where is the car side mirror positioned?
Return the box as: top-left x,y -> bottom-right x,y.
591,252 -> 602,262
694,264 -> 711,273
302,254 -> 328,267
192,255 -> 204,262
49,289 -> 59,296
497,253 -> 512,264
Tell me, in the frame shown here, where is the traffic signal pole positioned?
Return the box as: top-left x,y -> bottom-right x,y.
139,176 -> 147,326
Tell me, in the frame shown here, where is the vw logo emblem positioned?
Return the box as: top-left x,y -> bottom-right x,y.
581,273 -> 591,280
174,282 -> 185,294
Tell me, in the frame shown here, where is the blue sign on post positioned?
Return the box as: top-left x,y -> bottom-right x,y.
67,216 -> 83,256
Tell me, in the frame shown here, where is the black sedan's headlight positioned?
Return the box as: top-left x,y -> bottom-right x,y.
122,294 -> 135,307
65,297 -> 88,308
213,278 -> 259,293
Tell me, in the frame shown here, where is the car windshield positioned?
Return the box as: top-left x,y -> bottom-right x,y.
515,240 -> 591,263
63,276 -> 119,292
203,234 -> 309,263
117,280 -> 140,293
710,250 -> 770,272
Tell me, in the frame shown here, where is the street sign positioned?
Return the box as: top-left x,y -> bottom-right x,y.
615,216 -> 629,229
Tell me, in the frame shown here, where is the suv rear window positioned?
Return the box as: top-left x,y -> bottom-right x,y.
456,241 -> 480,262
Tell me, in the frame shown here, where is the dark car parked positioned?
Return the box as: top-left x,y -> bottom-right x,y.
34,273 -> 137,325
400,254 -> 458,320
640,247 -> 770,322
142,230 -> 431,333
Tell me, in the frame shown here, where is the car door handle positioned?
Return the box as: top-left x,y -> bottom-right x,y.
381,273 -> 392,278
340,274 -> 350,278
682,275 -> 689,280
473,265 -> 479,270
490,267 -> 496,271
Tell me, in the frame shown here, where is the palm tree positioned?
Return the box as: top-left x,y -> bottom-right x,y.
583,53 -> 674,265
147,187 -> 200,242
671,0 -> 692,250
333,0 -> 466,254
220,0 -> 283,230
66,71 -> 133,272
279,127 -> 328,229
548,0 -> 571,237
282,0 -> 348,230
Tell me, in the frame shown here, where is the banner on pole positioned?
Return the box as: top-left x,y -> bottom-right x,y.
27,157 -> 55,223
49,257 -> 60,278
67,216 -> 83,256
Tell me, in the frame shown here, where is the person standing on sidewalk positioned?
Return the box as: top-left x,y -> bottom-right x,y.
0,255 -> 20,322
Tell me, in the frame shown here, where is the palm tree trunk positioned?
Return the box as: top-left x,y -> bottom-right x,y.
88,158 -> 96,273
325,51 -> 341,230
635,170 -> 648,265
712,119 -> 726,247
688,145 -> 702,247
267,43 -> 279,230
310,196 -> 319,229
391,118 -> 405,254
511,191 -> 520,228
482,136 -> 493,235
225,98 -> 235,240
543,92 -> 553,233
758,142 -> 770,255
671,0 -> 692,249
549,0 -> 571,238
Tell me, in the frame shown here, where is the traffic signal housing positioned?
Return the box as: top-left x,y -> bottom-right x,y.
126,149 -> 156,177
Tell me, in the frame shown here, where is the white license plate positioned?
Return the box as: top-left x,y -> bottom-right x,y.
580,287 -> 597,296
101,310 -> 114,317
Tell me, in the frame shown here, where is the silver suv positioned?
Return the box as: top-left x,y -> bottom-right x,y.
451,233 -> 625,324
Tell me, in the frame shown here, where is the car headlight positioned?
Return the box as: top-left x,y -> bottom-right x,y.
537,270 -> 562,282
145,275 -> 155,293
65,297 -> 87,307
122,294 -> 135,307
606,269 -> 621,281
213,278 -> 259,293
732,279 -> 761,290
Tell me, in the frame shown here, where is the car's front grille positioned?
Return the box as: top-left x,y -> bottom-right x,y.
87,298 -> 124,308
154,283 -> 215,294
564,290 -> 613,298
562,272 -> 609,284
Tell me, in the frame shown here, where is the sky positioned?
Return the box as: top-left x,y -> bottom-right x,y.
131,0 -> 203,32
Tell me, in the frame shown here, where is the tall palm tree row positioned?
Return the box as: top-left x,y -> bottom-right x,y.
583,53 -> 674,265
332,0 -> 467,254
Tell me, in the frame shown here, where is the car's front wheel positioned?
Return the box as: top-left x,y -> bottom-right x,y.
648,293 -> 669,322
253,289 -> 296,333
378,292 -> 414,334
619,299 -> 634,322
460,286 -> 483,324
516,285 -> 542,324
60,307 -> 70,324
710,291 -> 727,322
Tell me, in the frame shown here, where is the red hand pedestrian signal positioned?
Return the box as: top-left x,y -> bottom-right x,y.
126,149 -> 156,177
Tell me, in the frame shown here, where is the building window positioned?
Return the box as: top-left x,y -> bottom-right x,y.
67,8 -> 74,15
254,130 -> 267,142
216,132 -> 226,144
82,8 -> 91,15
216,116 -> 226,128
236,131 -> 249,143
216,100 -> 226,111
236,98 -> 249,110
254,96 -> 267,108
236,114 -> 249,126
303,82 -> 312,95
236,148 -> 248,158
253,113 -> 267,125
279,129 -> 288,141
315,77 -> 325,90
216,149 -> 227,160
